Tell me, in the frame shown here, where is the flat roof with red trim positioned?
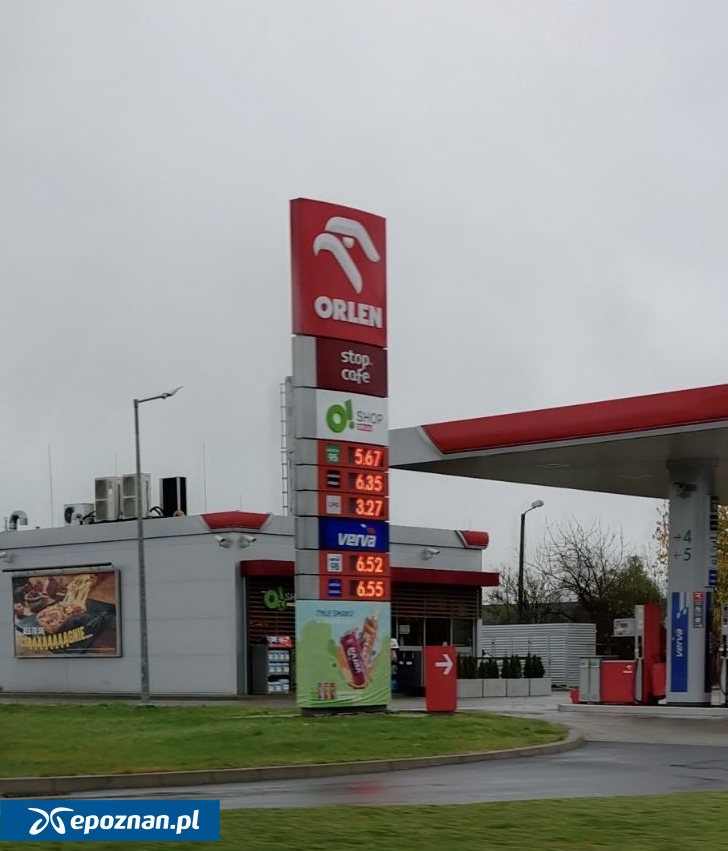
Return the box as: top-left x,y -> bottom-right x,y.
390,383 -> 728,500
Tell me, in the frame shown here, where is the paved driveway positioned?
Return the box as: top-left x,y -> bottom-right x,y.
71,741 -> 728,808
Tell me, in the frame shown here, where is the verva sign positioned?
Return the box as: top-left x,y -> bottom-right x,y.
290,198 -> 387,348
316,338 -> 388,397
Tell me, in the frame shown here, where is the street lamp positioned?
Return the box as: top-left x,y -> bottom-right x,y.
517,499 -> 545,624
134,386 -> 182,706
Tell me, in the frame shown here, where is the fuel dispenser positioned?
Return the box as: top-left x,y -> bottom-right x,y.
634,603 -> 665,704
720,603 -> 728,706
601,603 -> 665,705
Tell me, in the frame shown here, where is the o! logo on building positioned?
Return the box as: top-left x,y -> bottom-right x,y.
291,198 -> 387,348
314,390 -> 388,446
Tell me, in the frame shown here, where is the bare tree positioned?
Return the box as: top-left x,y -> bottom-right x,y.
486,563 -> 560,625
538,519 -> 663,647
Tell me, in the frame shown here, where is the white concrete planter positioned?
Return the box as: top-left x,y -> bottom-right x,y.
456,679 -> 483,698
505,678 -> 530,697
527,677 -> 552,696
482,678 -> 507,698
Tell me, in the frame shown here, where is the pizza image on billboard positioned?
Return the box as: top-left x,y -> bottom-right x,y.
290,198 -> 387,348
12,570 -> 121,658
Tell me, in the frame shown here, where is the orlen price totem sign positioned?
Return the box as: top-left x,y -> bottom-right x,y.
290,198 -> 391,713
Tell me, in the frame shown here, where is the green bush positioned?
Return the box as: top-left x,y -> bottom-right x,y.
481,657 -> 500,679
531,655 -> 545,678
500,656 -> 510,678
457,654 -> 478,679
509,655 -> 523,679
524,653 -> 533,678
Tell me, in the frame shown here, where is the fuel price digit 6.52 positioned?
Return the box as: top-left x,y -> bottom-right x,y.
350,554 -> 388,574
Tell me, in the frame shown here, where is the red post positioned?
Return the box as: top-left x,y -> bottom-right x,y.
424,645 -> 457,712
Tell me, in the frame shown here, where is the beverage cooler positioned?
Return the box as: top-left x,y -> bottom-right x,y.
395,648 -> 423,694
251,636 -> 292,695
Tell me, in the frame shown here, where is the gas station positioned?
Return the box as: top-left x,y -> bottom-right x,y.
287,196 -> 728,713
390,382 -> 728,708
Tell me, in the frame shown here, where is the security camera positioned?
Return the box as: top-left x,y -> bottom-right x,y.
239,534 -> 257,548
215,535 -> 230,548
675,482 -> 696,500
423,547 -> 440,560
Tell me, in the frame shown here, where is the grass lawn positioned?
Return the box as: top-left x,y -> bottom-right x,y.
15,793 -> 728,850
0,704 -> 565,777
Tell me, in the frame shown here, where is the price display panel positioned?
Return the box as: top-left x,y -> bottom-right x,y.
317,440 -> 389,472
317,492 -> 389,520
317,468 -> 389,497
319,552 -> 391,577
319,575 -> 391,602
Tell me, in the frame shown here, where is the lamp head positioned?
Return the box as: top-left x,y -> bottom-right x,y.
531,499 -> 545,510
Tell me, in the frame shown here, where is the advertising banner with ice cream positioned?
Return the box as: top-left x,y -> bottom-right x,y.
295,600 -> 391,709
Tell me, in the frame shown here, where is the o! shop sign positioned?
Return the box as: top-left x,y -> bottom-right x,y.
316,338 -> 387,397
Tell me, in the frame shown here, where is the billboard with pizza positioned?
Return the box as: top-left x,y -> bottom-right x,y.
290,198 -> 387,348
12,569 -> 121,658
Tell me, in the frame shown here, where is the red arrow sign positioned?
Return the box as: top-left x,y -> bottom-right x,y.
425,645 -> 457,713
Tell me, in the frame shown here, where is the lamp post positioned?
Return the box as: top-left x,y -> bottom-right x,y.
517,499 -> 544,624
134,386 -> 182,706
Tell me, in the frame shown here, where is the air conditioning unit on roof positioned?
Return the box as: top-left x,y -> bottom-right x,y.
94,477 -> 121,523
63,503 -> 94,526
121,473 -> 151,519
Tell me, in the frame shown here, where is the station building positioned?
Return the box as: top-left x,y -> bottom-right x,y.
0,508 -> 494,697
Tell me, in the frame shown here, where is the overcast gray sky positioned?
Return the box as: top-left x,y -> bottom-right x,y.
2,1 -> 727,572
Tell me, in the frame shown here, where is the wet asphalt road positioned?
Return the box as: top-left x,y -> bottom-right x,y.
71,741 -> 728,809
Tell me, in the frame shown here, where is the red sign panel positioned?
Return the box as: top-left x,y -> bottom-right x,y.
315,337 -> 388,397
317,440 -> 389,472
319,551 -> 391,577
291,199 -> 387,348
319,574 -> 391,602
318,492 -> 389,521
425,646 -> 457,713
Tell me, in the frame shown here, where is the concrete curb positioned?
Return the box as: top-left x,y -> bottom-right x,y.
558,702 -> 728,719
0,729 -> 584,798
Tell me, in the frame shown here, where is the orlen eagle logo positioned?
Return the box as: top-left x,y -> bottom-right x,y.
290,199 -> 387,348
28,806 -> 74,835
313,217 -> 380,295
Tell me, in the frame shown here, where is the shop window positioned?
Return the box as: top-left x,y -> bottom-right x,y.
396,618 -> 423,646
452,618 -> 474,648
425,618 -> 450,646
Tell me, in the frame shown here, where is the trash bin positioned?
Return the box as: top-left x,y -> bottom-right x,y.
579,656 -> 602,703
